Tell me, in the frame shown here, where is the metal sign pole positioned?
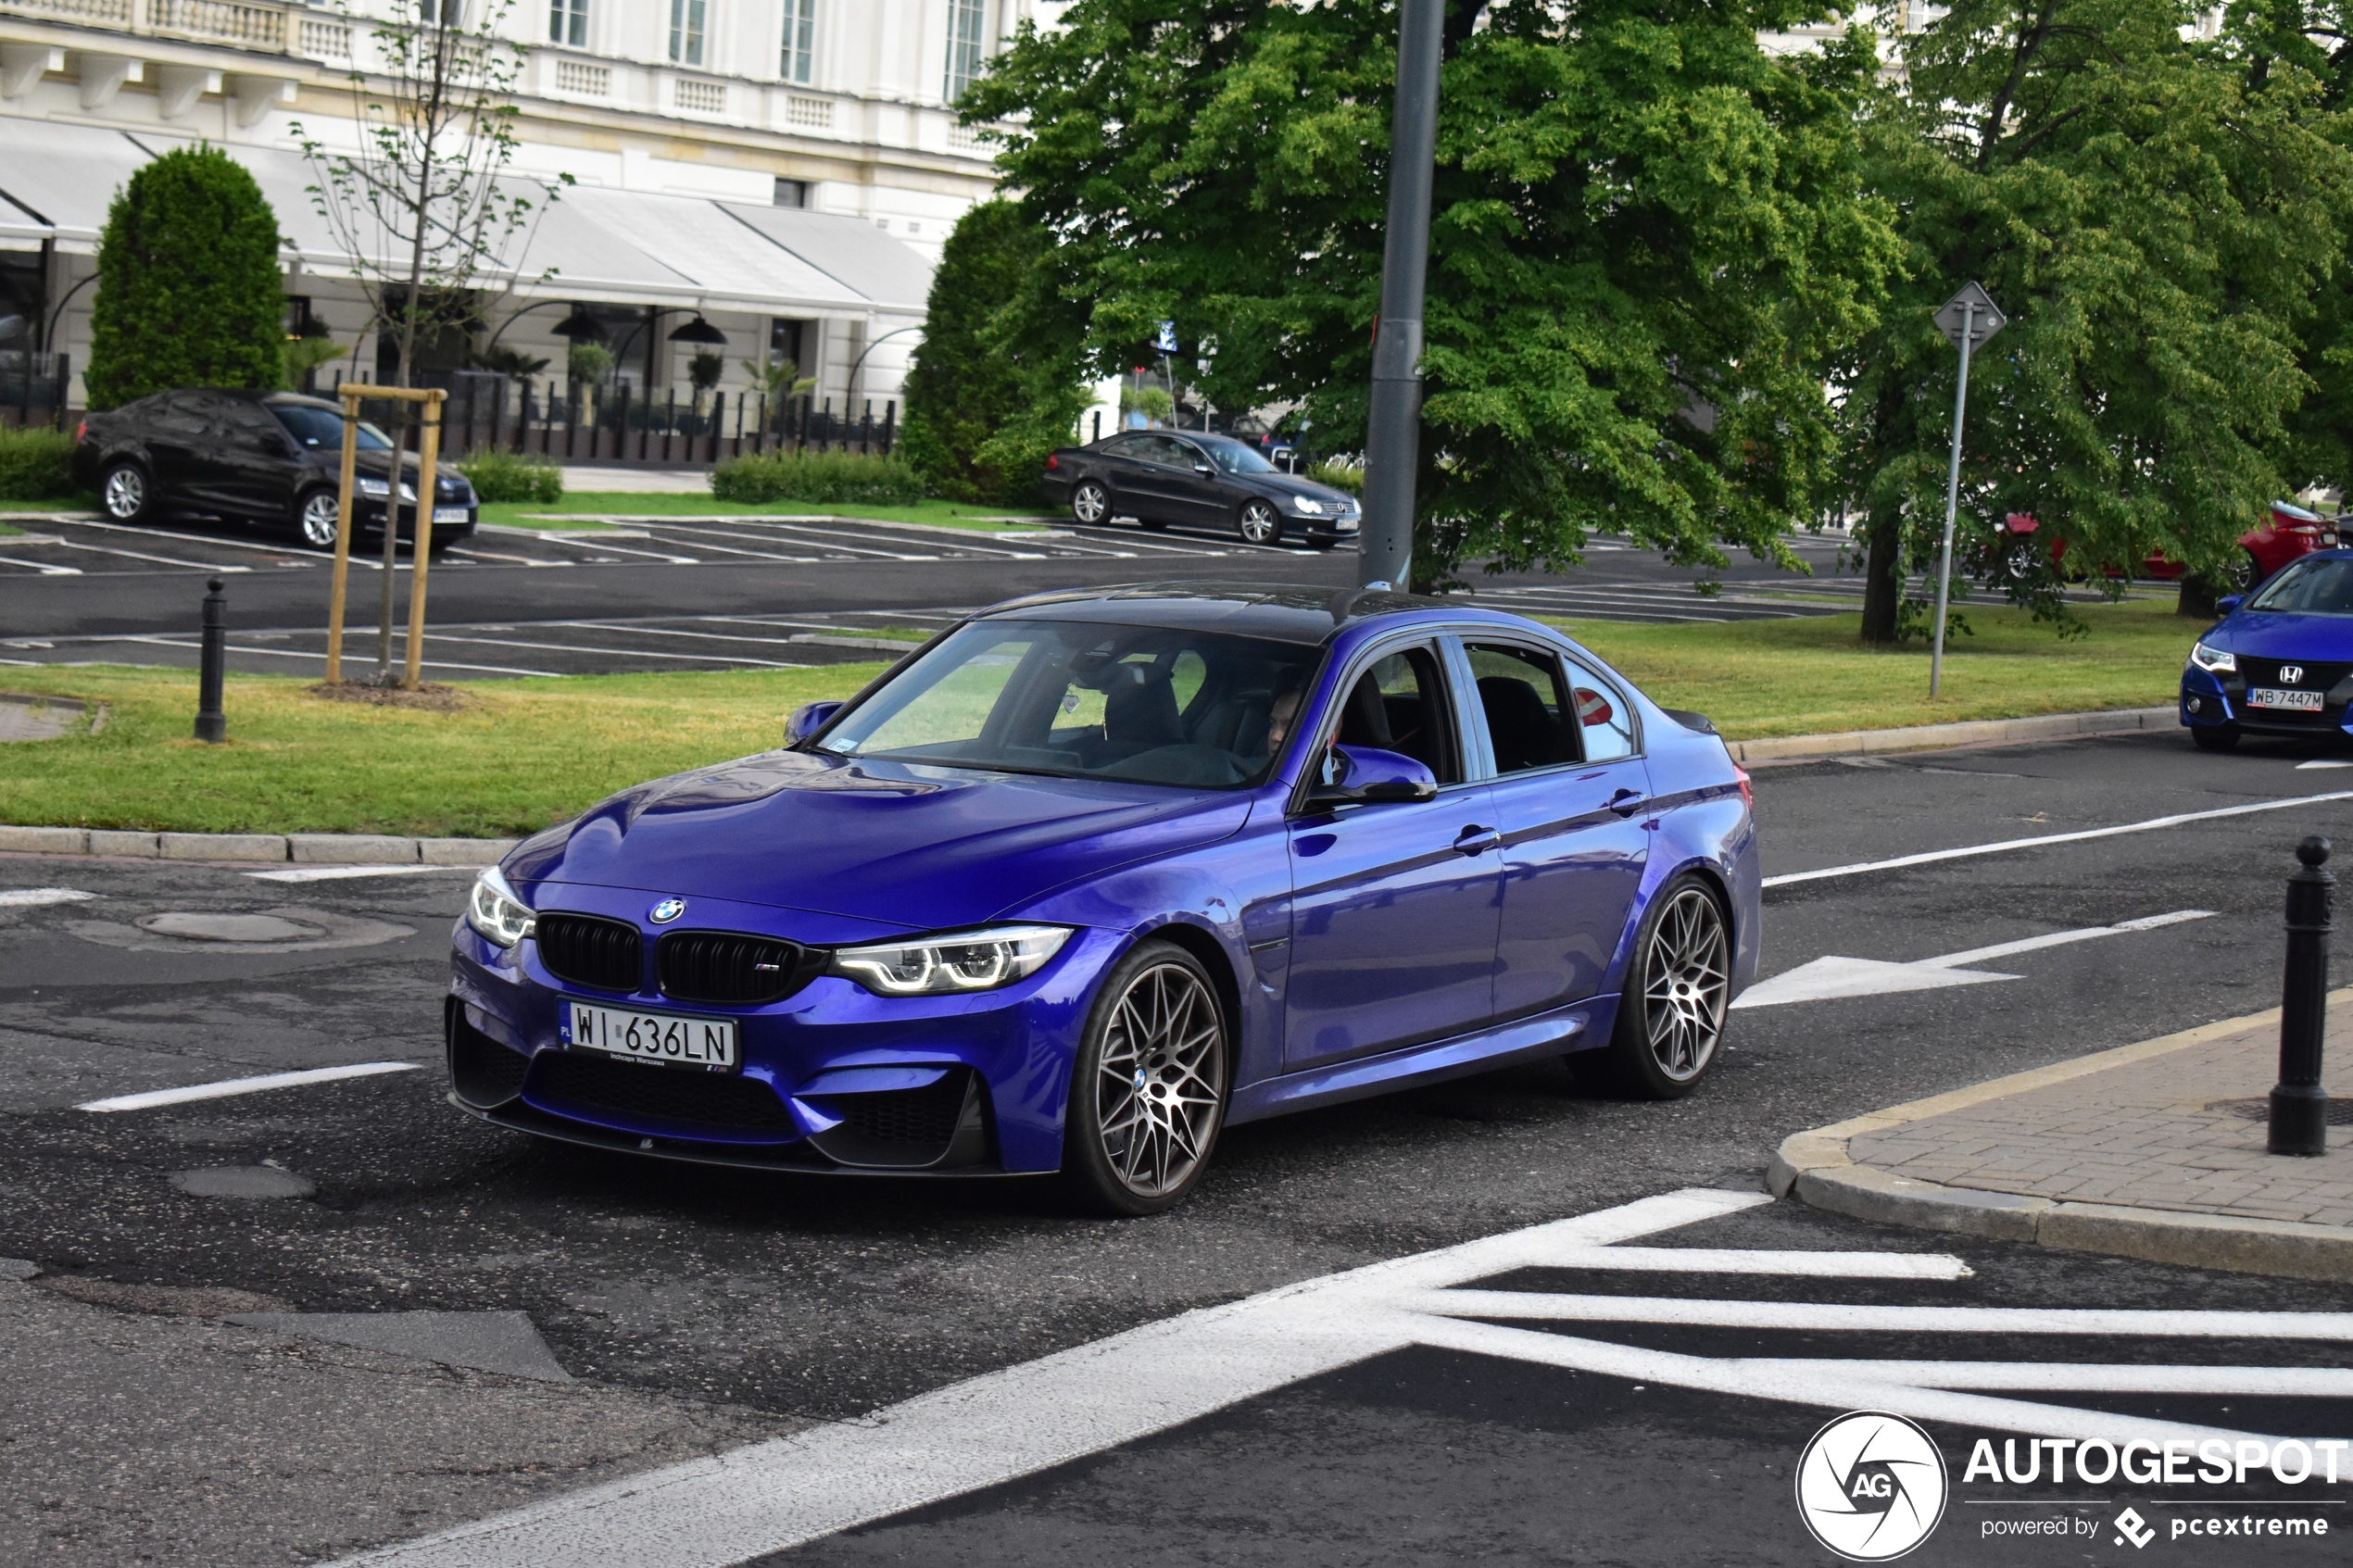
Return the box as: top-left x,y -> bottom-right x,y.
324,389 -> 361,684
403,388 -> 446,691
1930,299 -> 1973,697
1357,0 -> 1443,591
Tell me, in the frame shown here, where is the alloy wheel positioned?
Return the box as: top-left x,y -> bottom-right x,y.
1642,887 -> 1729,1083
1072,481 -> 1109,525
298,492 -> 342,549
102,466 -> 145,521
1237,499 -> 1281,546
1092,960 -> 1226,1198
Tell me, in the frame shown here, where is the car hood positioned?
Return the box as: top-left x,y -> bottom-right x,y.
2211,611 -> 2353,659
309,449 -> 469,489
1241,471 -> 1356,506
507,748 -> 1254,931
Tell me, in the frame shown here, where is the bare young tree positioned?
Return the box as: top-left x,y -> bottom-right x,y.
296,0 -> 564,682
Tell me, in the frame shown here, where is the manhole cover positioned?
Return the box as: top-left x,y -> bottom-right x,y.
136,912 -> 327,943
2209,1098 -> 2353,1125
169,1166 -> 317,1199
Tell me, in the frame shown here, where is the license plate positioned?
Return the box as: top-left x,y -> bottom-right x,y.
565,1002 -> 737,1070
2250,687 -> 2325,711
433,506 -> 470,523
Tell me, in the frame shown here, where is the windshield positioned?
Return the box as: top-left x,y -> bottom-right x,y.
2247,557 -> 2353,616
820,618 -> 1322,789
1199,437 -> 1277,475
271,405 -> 393,451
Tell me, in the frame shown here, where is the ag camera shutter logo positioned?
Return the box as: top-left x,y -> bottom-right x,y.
1795,1411 -> 1950,1561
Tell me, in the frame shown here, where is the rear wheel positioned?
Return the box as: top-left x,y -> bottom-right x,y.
100,461 -> 154,524
1236,498 -> 1282,546
295,489 -> 342,550
2193,722 -> 2243,752
1071,479 -> 1109,525
1061,940 -> 1229,1216
2232,551 -> 2260,593
1570,877 -> 1730,1099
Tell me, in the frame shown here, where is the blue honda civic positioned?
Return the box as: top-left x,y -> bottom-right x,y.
447,583 -> 1760,1213
2181,550 -> 2353,750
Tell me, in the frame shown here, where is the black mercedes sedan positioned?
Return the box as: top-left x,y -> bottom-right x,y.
70,389 -> 478,552
1039,431 -> 1360,547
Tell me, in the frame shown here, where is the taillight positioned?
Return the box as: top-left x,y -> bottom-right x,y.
1045,454 -> 1060,470
1735,767 -> 1754,809
73,420 -> 85,443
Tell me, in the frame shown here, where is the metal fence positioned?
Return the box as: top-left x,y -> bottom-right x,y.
358,375 -> 900,467
0,352 -> 71,429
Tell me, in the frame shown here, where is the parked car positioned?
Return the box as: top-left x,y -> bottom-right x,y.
1040,431 -> 1360,546
2181,550 -> 2353,750
70,389 -> 478,551
446,583 -> 1761,1213
2039,500 -> 2335,587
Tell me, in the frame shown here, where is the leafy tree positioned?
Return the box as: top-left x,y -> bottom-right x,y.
967,0 -> 1898,585
900,199 -> 1093,504
1840,0 -> 2353,640
85,144 -> 284,409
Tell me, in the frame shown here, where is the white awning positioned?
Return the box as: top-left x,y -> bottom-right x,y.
0,119 -> 932,320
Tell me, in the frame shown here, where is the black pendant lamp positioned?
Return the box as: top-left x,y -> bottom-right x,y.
668,313 -> 727,345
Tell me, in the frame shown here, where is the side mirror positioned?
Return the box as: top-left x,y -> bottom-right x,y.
786,700 -> 842,746
1304,744 -> 1438,810
1193,462 -> 1214,475
2216,595 -> 2244,615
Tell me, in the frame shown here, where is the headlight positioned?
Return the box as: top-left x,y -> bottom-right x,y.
399,482 -> 417,502
357,477 -> 390,498
1291,497 -> 1326,515
2190,642 -> 2236,674
827,924 -> 1072,997
465,866 -> 535,948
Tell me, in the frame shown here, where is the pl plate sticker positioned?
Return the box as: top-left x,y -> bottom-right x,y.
1796,1411 -> 1950,1561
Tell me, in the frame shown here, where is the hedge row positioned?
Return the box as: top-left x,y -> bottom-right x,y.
709,449 -> 924,507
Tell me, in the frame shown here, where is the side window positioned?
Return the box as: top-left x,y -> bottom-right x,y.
1320,643 -> 1461,785
1101,435 -> 1148,459
1167,440 -> 1208,470
1564,655 -> 1637,762
220,402 -> 284,449
1464,642 -> 1572,773
1134,436 -> 1182,468
158,392 -> 214,436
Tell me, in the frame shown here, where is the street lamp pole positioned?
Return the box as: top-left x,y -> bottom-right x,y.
1358,0 -> 1443,592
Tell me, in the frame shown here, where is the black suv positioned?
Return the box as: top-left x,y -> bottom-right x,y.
71,389 -> 478,551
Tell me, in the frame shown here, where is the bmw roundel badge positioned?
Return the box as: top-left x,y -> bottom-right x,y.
648,897 -> 687,924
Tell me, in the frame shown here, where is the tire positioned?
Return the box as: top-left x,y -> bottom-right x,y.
1569,876 -> 1731,1099
295,488 -> 343,550
1060,939 -> 1230,1216
1236,498 -> 1283,546
1071,479 -> 1110,526
2232,551 -> 2260,593
2192,722 -> 2243,752
100,461 -> 154,524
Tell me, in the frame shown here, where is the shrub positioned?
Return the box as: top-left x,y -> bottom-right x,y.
459,448 -> 563,505
0,427 -> 77,501
85,145 -> 284,409
1307,458 -> 1363,495
710,449 -> 924,507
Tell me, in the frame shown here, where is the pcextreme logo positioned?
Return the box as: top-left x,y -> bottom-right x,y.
1795,1411 -> 1951,1562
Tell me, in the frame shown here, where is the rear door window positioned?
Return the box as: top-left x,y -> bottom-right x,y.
1563,655 -> 1638,761
1463,642 -> 1573,773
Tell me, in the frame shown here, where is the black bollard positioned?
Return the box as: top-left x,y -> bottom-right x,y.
194,576 -> 226,744
2269,835 -> 2334,1155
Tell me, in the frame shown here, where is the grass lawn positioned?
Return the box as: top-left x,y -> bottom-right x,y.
0,599 -> 2196,837
1550,596 -> 2194,739
478,493 -> 1059,533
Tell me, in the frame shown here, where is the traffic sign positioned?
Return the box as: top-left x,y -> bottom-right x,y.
1934,282 -> 2005,349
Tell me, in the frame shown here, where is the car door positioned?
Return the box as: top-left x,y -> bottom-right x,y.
1087,434 -> 1153,518
1161,436 -> 1232,525
1119,434 -> 1198,525
1455,636 -> 1653,1020
213,399 -> 301,520
142,392 -> 219,507
1284,639 -> 1502,1070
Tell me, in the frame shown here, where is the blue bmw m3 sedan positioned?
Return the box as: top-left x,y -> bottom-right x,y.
2181,550 -> 2353,750
447,583 -> 1761,1212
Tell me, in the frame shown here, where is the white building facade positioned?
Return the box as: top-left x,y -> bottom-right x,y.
0,1 -> 1065,420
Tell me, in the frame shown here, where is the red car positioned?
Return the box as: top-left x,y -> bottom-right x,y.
2026,502 -> 2337,587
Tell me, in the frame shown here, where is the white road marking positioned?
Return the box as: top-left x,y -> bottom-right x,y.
77,1060 -> 422,1112
1762,791 -> 2353,888
120,637 -> 566,679
2296,759 -> 2353,770
0,887 -> 96,907
246,865 -> 471,883
43,536 -> 253,571
1731,909 -> 2217,1009
1731,1360 -> 2353,1397
324,1185 -> 2332,1568
0,554 -> 82,575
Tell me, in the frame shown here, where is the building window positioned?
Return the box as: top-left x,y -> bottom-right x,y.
669,0 -> 705,66
781,0 -> 816,84
943,0 -> 985,103
773,178 -> 807,208
548,0 -> 586,46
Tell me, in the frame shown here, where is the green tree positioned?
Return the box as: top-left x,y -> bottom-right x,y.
1841,0 -> 2353,640
85,144 -> 284,409
900,199 -> 1093,505
967,0 -> 1897,584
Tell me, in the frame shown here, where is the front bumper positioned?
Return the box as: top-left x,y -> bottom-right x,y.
2180,667 -> 2353,736
352,498 -> 476,540
447,911 -> 1121,1175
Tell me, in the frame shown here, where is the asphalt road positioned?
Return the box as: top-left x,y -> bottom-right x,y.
4,729 -> 2349,1564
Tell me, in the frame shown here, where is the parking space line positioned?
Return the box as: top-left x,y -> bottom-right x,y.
44,537 -> 254,571
0,888 -> 96,907
77,1060 -> 423,1112
1408,1288 -> 2353,1340
540,620 -> 842,650
247,865 -> 473,884
0,554 -> 81,575
121,637 -> 567,679
654,521 -> 925,561
51,516 -> 307,558
409,631 -> 807,668
504,532 -> 702,565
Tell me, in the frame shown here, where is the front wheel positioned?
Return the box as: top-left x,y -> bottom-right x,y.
1061,940 -> 1229,1216
1071,479 -> 1110,526
2192,722 -> 2242,752
100,461 -> 154,524
1570,877 -> 1730,1099
295,489 -> 342,550
1236,498 -> 1282,546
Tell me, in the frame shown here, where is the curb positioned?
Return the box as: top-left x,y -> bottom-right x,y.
0,824 -> 515,868
1770,989 -> 2353,1284
1727,706 -> 2176,767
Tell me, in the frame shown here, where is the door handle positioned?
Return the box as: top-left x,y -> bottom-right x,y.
1607,788 -> 1646,818
1453,824 -> 1502,856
